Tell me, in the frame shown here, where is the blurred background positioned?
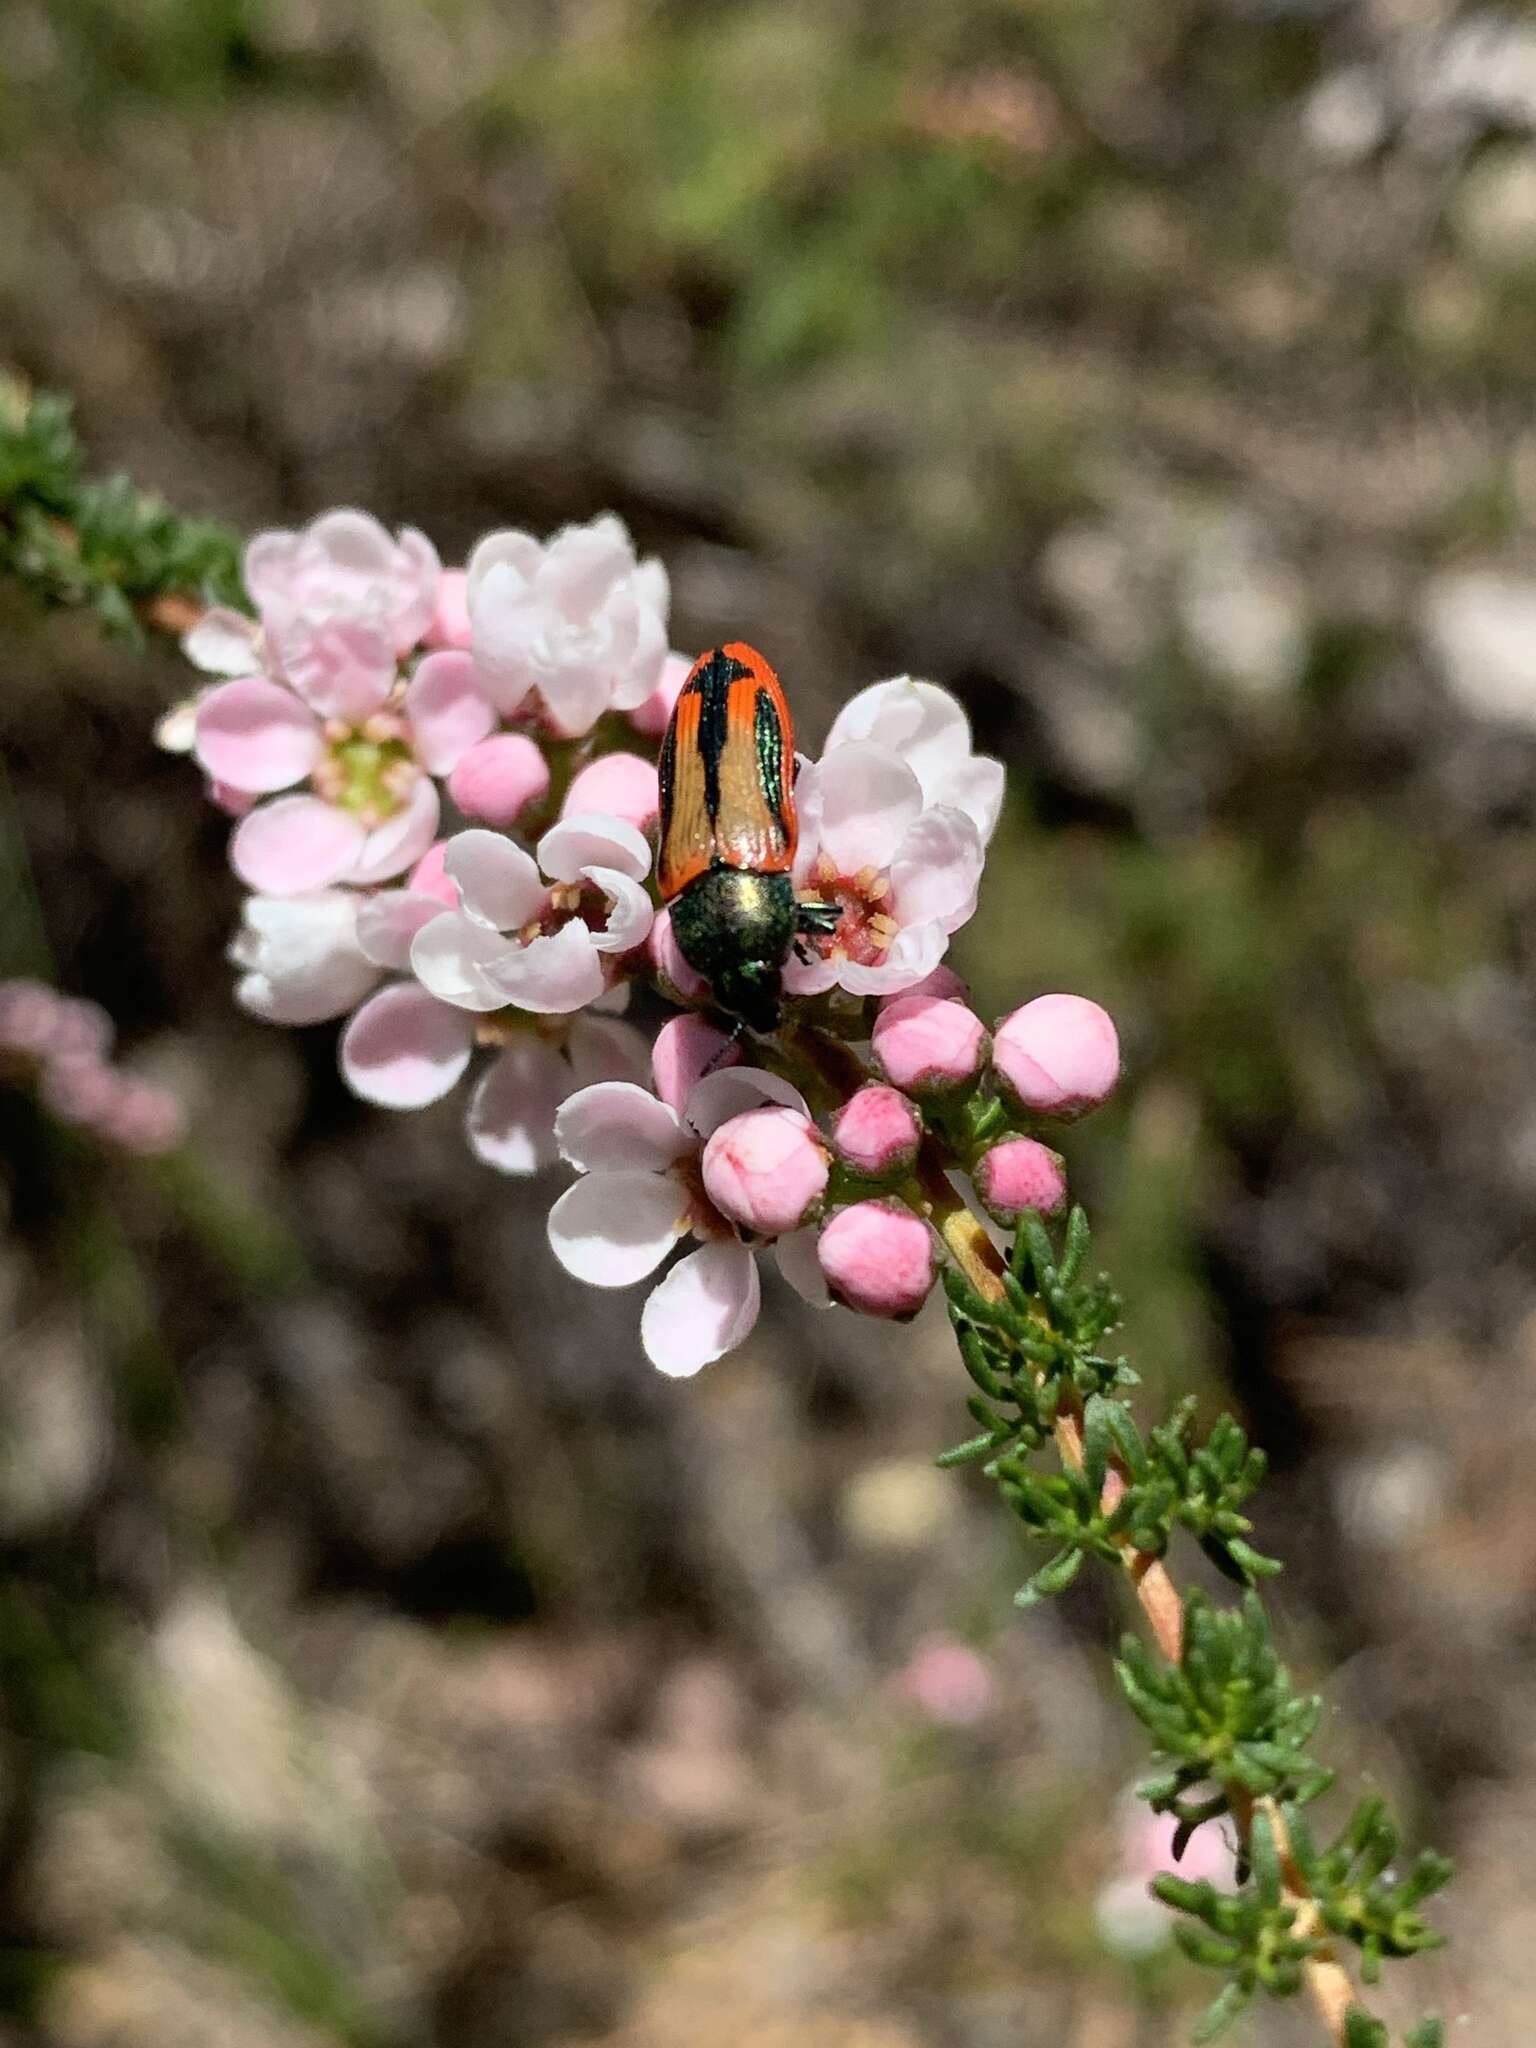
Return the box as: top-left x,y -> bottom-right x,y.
0,0 -> 1531,2040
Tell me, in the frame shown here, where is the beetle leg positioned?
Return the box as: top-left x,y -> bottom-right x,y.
795,899 -> 841,938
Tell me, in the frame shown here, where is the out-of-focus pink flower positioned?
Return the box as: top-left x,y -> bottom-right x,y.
973,1136 -> 1067,1223
561,751 -> 660,835
466,515 -> 669,737
893,1635 -> 995,1726
627,650 -> 693,739
447,732 -> 551,827
245,508 -> 440,657
1096,1796 -> 1237,1958
817,1200 -> 937,1318
547,1042 -> 815,1375
787,731 -> 985,1000
821,675 -> 1004,843
0,979 -> 184,1157
410,818 -> 655,1016
872,993 -> 988,1093
830,1084 -> 922,1179
701,1105 -> 830,1237
0,980 -> 61,1056
424,567 -> 473,650
647,908 -> 710,1003
98,1075 -> 187,1156
994,993 -> 1121,1119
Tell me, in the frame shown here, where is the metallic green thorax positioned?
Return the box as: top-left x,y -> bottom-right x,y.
669,866 -> 797,1035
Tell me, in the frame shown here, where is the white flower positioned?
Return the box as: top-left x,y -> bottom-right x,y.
410,817 -> 655,1017
547,1023 -> 825,1377
229,891 -> 383,1026
788,703 -> 987,1000
245,508 -> 440,659
465,515 -> 669,737
821,676 -> 1004,844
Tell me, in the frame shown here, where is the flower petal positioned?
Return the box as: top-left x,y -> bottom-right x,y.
939,755 -> 1005,845
230,890 -> 381,1024
410,910 -> 515,1012
774,1227 -> 832,1308
276,612 -> 397,723
355,889 -> 447,971
641,1241 -> 761,1377
487,920 -> 606,1015
836,920 -> 946,998
339,982 -> 474,1107
888,807 -> 984,935
567,1014 -> 652,1090
826,677 -> 970,784
444,828 -> 546,931
349,776 -> 441,887
184,607 -> 263,677
547,1170 -> 690,1286
555,1082 -> 688,1173
584,866 -> 654,954
684,1065 -> 809,1139
231,795 -> 365,895
814,742 -> 923,877
405,650 -> 496,774
467,1038 -> 569,1175
537,813 -> 652,886
193,677 -> 321,794
651,1014 -> 739,1117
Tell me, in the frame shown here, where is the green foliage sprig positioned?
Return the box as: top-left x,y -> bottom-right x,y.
0,381 -> 243,637
940,1202 -> 1449,2047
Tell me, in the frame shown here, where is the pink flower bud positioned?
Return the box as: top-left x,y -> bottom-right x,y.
561,751 -> 660,834
424,567 -> 473,650
701,1106 -> 830,1237
871,994 -> 988,1094
973,1136 -> 1067,1223
652,1011 -> 739,1117
447,733 -> 551,827
993,993 -> 1120,1119
627,651 -> 693,740
52,998 -> 114,1063
817,1200 -> 937,1319
877,963 -> 969,1008
208,779 -> 257,817
406,839 -> 459,906
647,907 -> 709,1003
39,1053 -> 117,1128
830,1084 -> 922,1180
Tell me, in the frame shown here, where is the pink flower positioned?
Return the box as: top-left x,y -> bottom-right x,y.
821,675 -> 1005,843
547,1036 -> 818,1376
701,1106 -> 830,1237
560,751 -> 660,835
894,1635 -> 995,1726
0,980 -> 67,1057
787,738 -> 985,999
96,1075 -> 187,1156
465,516 -> 669,736
994,993 -> 1121,1119
1096,1796 -> 1237,1958
466,1011 -> 651,1175
245,508 -> 440,657
830,1084 -> 922,1180
0,979 -> 185,1157
973,1136 -> 1068,1224
817,1200 -> 937,1318
410,818 -> 655,1016
447,733 -> 551,827
871,994 -> 989,1093
627,650 -> 693,739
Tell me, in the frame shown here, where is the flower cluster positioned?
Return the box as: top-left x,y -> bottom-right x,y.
162,507 -> 1122,1374
0,979 -> 184,1155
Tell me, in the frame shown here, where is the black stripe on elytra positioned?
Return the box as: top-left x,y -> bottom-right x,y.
693,648 -> 753,823
657,716 -> 677,829
754,686 -> 787,842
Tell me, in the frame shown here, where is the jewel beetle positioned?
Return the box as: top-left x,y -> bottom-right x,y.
657,642 -> 837,1034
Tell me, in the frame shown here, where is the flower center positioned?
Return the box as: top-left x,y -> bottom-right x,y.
311,714 -> 417,827
515,881 -> 596,946
804,855 -> 900,968
675,1152 -> 733,1242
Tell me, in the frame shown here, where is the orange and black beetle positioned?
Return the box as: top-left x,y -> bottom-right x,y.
658,643 -> 836,1034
